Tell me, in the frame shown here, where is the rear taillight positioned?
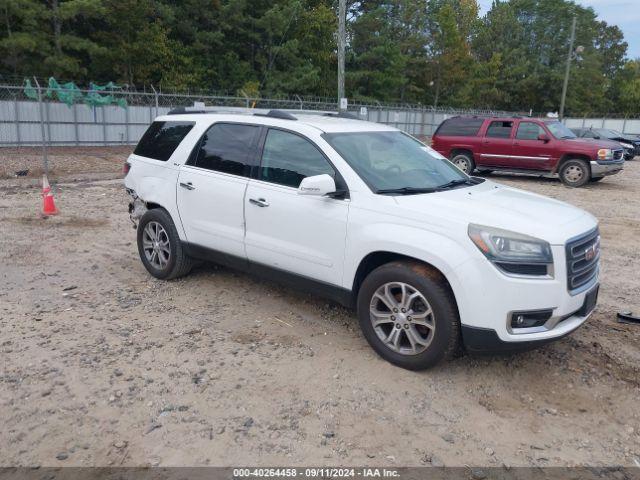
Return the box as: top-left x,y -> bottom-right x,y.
123,161 -> 131,176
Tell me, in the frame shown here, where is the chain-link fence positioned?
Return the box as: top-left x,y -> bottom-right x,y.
3,80 -> 638,149
0,81 -> 516,148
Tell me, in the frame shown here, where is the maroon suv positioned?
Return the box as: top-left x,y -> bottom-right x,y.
431,116 -> 624,187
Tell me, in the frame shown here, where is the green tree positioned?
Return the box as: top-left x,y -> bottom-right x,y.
425,0 -> 477,107
92,0 -> 178,87
616,59 -> 640,114
0,0 -> 48,76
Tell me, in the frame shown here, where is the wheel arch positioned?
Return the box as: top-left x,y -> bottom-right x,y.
449,148 -> 475,161
554,153 -> 592,173
351,251 -> 459,310
146,201 -> 166,211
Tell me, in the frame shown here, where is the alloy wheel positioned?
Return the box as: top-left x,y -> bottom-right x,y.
369,282 -> 435,355
142,221 -> 171,270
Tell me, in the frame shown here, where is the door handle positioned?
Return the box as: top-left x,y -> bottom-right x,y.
249,198 -> 269,207
179,182 -> 195,191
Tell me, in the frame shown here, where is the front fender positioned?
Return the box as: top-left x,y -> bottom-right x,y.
343,222 -> 475,315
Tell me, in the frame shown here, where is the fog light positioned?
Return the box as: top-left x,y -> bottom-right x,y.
510,310 -> 553,329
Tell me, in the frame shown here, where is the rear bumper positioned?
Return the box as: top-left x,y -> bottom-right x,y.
590,160 -> 624,177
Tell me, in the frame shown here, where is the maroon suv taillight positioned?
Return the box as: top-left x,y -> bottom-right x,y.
123,161 -> 131,176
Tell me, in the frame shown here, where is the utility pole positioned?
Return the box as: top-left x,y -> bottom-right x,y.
559,16 -> 577,120
337,0 -> 346,111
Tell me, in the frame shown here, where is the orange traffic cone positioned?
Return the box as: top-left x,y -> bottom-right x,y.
42,174 -> 59,216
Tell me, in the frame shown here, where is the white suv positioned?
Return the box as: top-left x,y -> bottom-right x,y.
124,108 -> 600,370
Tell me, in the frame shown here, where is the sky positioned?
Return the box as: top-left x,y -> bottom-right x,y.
477,0 -> 640,59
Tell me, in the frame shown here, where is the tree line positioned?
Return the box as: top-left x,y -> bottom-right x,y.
1,0 -> 639,115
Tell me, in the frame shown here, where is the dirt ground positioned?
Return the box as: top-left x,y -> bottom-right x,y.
1,147 -> 639,469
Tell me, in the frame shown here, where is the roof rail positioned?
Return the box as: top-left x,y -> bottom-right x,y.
166,106 -> 365,122
323,111 -> 359,120
167,106 -> 250,115
253,109 -> 297,121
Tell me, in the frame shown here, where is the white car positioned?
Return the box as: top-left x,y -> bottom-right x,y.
124,108 -> 600,370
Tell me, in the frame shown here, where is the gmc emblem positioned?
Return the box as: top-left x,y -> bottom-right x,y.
585,243 -> 598,261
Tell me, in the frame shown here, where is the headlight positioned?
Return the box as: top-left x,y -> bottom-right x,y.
597,148 -> 613,160
468,224 -> 553,276
619,142 -> 633,149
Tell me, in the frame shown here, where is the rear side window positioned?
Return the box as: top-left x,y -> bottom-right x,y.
192,123 -> 260,177
134,121 -> 195,161
435,117 -> 483,136
259,129 -> 335,188
486,121 -> 514,139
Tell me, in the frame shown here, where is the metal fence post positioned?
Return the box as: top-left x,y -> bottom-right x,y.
33,77 -> 49,176
125,92 -> 130,144
13,94 -> 20,146
102,106 -> 108,146
622,115 -> 628,135
151,85 -> 159,117
431,107 -> 436,136
73,102 -> 79,146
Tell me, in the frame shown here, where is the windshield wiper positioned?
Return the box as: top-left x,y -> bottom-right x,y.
375,186 -> 440,195
436,178 -> 475,190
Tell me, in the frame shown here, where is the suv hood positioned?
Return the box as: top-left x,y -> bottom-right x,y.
564,137 -> 623,150
607,135 -> 640,144
392,180 -> 597,245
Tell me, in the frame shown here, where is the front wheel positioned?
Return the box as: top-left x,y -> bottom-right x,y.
559,159 -> 590,187
357,261 -> 460,370
137,208 -> 193,280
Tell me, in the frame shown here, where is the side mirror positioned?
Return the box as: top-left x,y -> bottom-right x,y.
537,133 -> 550,143
298,174 -> 337,197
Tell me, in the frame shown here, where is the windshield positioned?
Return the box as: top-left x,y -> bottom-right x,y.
547,122 -> 576,139
323,131 -> 469,193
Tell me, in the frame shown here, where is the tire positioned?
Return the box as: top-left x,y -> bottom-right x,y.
559,159 -> 590,187
589,176 -> 604,183
357,261 -> 460,370
137,208 -> 193,280
450,152 -> 475,174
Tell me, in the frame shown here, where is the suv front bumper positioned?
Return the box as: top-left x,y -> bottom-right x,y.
590,159 -> 624,177
462,284 -> 597,353
449,242 -> 599,353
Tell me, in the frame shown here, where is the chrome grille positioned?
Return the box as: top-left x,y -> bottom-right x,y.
565,228 -> 600,293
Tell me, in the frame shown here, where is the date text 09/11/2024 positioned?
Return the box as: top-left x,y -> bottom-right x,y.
232,468 -> 400,478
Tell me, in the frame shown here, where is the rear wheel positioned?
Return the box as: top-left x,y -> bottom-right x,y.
559,159 -> 590,187
451,153 -> 475,174
137,208 -> 193,280
357,261 -> 460,370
